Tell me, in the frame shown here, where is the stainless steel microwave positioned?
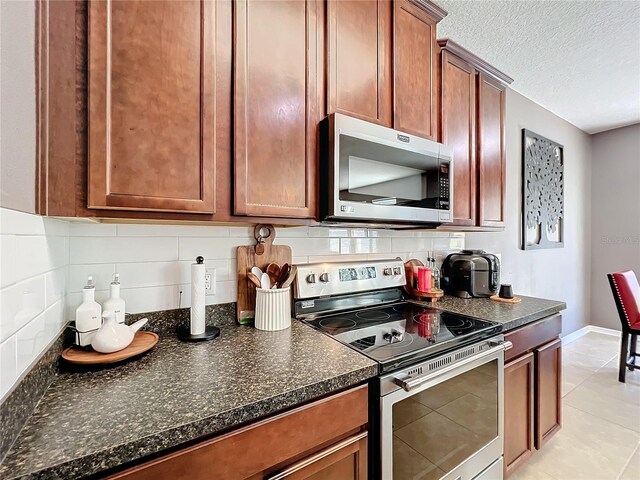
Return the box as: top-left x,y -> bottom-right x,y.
320,113 -> 454,227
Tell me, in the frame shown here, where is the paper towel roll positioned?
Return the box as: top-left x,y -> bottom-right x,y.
191,257 -> 206,335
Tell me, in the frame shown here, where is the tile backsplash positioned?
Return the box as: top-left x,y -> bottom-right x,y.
0,207 -> 464,400
66,224 -> 464,318
0,208 -> 68,399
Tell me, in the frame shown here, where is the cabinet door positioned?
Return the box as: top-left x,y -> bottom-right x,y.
477,73 -> 506,227
88,0 -> 215,213
504,352 -> 535,477
327,0 -> 392,126
393,0 -> 438,140
441,51 -> 477,226
535,338 -> 562,448
267,433 -> 367,480
234,0 -> 319,218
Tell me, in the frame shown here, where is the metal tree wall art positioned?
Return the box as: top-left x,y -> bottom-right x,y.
522,129 -> 564,250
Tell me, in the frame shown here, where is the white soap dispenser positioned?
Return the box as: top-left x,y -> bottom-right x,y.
75,276 -> 102,347
103,273 -> 125,324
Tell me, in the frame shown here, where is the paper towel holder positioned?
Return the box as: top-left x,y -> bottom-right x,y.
178,256 -> 220,342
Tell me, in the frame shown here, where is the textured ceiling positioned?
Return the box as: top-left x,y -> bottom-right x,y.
436,0 -> 640,134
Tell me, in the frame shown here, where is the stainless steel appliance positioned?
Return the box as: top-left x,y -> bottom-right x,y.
293,259 -> 511,480
320,113 -> 454,227
442,250 -> 501,298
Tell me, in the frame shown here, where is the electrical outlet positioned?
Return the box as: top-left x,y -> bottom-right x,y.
205,268 -> 216,294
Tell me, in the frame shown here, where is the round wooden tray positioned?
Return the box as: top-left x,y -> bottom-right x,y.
490,295 -> 522,304
61,331 -> 159,365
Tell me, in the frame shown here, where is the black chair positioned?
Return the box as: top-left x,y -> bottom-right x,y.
607,270 -> 640,383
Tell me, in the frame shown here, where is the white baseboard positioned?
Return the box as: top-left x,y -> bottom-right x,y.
561,325 -> 621,345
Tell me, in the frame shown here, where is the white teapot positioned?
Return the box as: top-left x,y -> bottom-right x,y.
91,311 -> 148,353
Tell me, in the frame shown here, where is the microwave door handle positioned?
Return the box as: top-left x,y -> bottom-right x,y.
393,341 -> 513,393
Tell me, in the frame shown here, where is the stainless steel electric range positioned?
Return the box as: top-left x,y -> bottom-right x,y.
293,259 -> 512,480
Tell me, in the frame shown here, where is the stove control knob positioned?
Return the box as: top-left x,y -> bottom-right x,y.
393,267 -> 402,275
383,268 -> 393,276
319,273 -> 329,283
306,273 -> 316,284
383,330 -> 404,344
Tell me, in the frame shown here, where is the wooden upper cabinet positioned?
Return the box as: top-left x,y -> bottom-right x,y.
477,73 -> 506,227
393,0 -> 441,140
233,0 -> 319,218
441,51 -> 477,225
438,39 -> 512,230
327,0 -> 392,126
88,0 -> 216,213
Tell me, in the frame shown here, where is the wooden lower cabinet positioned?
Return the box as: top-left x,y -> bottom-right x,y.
106,385 -> 368,480
504,352 -> 535,476
535,338 -> 562,448
504,315 -> 562,477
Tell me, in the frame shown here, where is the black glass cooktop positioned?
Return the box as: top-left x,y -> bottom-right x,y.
305,302 -> 501,372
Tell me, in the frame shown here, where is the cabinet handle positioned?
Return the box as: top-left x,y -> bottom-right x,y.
266,431 -> 368,479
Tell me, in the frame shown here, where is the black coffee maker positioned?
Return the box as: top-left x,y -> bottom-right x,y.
442,250 -> 500,298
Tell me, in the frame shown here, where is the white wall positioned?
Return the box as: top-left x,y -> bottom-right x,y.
0,0 -> 37,214
465,88 -> 593,335
0,208 -> 68,400
590,123 -> 640,330
64,224 -> 464,318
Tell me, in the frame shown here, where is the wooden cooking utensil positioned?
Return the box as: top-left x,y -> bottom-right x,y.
266,263 -> 281,287
280,265 -> 297,289
275,263 -> 290,288
246,272 -> 262,288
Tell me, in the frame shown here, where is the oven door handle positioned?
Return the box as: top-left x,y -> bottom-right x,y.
393,340 -> 512,392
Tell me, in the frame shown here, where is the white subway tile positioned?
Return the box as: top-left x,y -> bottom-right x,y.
116,260 -> 229,288
0,234 -> 17,287
0,208 -> 68,236
284,237 -> 340,257
45,267 -> 67,306
70,236 -> 178,264
308,227 -> 367,238
0,335 -> 17,399
340,238 -> 392,255
271,226 -> 309,238
0,275 -> 46,342
179,237 -> 245,261
43,300 -> 65,345
16,235 -> 68,281
308,254 -> 368,263
227,226 -> 254,237
121,286 -> 181,313
367,253 -> 405,261
391,237 -> 434,253
69,223 -> 117,237
68,264 -> 116,293
292,256 -> 309,265
116,224 -> 231,237
16,314 -> 47,376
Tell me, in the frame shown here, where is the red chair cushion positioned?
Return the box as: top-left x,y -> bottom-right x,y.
610,270 -> 640,329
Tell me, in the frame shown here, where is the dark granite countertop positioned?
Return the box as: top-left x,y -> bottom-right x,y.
426,295 -> 566,331
0,320 -> 377,480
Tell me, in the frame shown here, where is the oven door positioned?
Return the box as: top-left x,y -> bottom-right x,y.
380,341 -> 508,480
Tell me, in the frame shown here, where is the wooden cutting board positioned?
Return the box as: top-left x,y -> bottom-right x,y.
61,331 -> 159,365
236,224 -> 292,323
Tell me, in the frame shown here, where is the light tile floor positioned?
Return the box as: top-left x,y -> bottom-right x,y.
511,332 -> 640,480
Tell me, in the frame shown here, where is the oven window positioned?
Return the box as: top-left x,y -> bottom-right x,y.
392,360 -> 498,479
338,134 -> 444,208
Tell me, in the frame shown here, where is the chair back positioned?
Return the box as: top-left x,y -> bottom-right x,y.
608,270 -> 640,331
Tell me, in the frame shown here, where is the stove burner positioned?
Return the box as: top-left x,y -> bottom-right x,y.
318,317 -> 357,331
356,310 -> 391,321
445,317 -> 474,331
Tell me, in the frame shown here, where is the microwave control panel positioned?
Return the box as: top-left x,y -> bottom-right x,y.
439,163 -> 450,210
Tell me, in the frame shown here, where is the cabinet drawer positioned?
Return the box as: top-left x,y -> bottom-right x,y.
505,314 -> 561,362
108,385 -> 368,480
